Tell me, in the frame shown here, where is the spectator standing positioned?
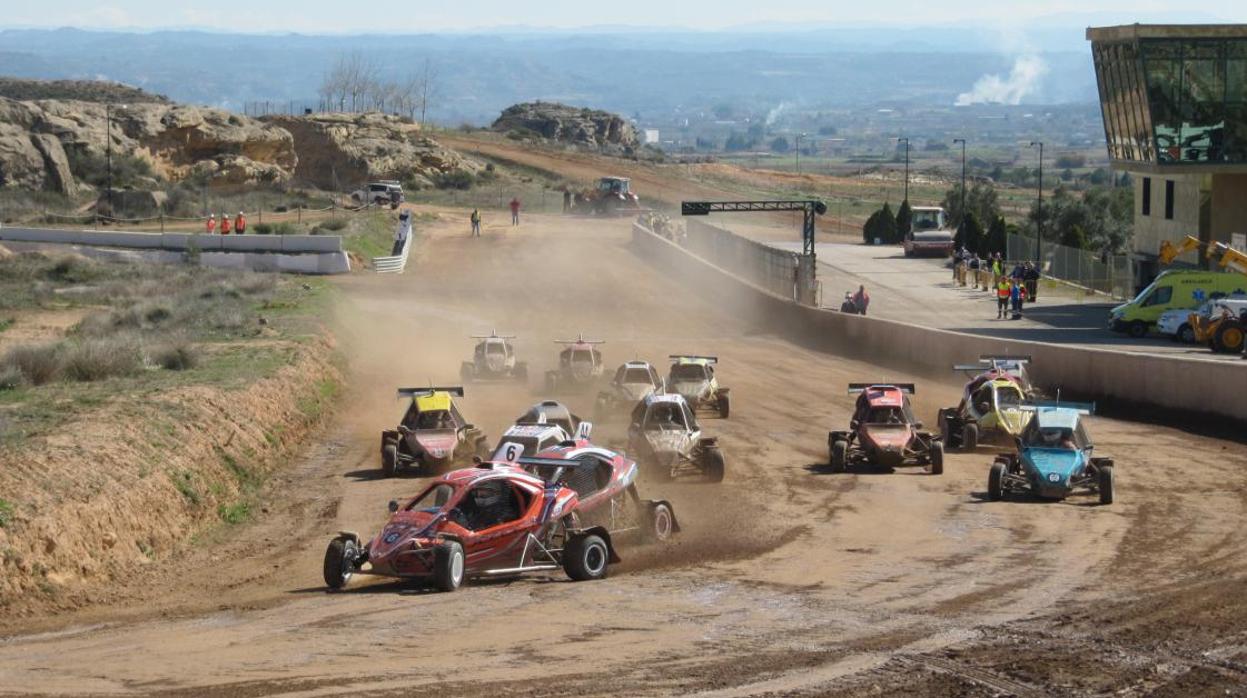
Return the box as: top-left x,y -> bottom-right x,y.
220,213 -> 231,235
509,197 -> 521,226
1024,262 -> 1040,302
1010,278 -> 1026,319
968,254 -> 981,290
996,278 -> 1011,319
562,189 -> 572,214
852,284 -> 871,316
235,211 -> 247,235
991,253 -> 1004,289
206,214 -> 216,235
470,208 -> 482,237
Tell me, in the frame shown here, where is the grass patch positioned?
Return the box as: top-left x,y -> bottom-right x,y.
297,377 -> 340,420
60,335 -> 143,382
217,501 -> 251,525
172,471 -> 202,506
1,344 -> 63,385
0,318 -> 12,333
219,449 -> 262,493
0,499 -> 14,528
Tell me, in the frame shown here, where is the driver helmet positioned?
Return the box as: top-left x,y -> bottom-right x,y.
1041,429 -> 1062,445
472,482 -> 503,508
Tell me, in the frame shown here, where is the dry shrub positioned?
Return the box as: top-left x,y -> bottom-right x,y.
151,342 -> 199,371
0,364 -> 24,390
60,335 -> 142,382
1,343 -> 62,385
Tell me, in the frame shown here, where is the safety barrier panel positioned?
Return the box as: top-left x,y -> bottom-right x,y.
633,221 -> 1246,426
372,236 -> 411,273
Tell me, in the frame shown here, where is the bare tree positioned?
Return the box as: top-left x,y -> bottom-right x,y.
417,58 -> 439,126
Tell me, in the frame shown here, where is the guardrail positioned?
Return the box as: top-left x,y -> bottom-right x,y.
632,220 -> 1246,427
372,236 -> 411,273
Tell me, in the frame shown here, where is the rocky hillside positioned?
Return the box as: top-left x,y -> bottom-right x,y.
0,78 -> 170,104
492,101 -> 638,151
0,79 -> 476,200
263,113 -> 474,191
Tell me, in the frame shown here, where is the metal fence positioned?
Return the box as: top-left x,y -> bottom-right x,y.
1006,232 -> 1133,299
684,219 -> 800,301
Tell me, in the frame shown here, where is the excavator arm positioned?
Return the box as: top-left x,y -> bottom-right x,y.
1159,235 -> 1247,276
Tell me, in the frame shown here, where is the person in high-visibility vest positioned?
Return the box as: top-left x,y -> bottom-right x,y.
206,214 -> 216,234
220,212 -> 231,235
234,211 -> 247,234
996,278 -> 1011,319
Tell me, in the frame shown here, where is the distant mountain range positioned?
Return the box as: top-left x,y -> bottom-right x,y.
0,24 -> 1134,123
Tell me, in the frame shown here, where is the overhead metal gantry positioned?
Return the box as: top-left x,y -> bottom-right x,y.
680,199 -> 827,258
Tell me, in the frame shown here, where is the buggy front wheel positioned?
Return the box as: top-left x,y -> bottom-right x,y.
1098,465 -> 1114,505
988,462 -> 1006,501
929,441 -> 944,475
563,534 -> 610,581
830,440 -> 848,473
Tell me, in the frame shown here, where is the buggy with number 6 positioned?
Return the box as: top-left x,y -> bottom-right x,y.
322,446 -> 678,592
987,403 -> 1115,505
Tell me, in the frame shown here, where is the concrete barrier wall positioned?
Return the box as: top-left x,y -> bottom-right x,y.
633,222 -> 1247,425
0,227 -> 342,253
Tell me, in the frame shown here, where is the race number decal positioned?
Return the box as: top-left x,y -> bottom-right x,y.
497,442 -> 525,463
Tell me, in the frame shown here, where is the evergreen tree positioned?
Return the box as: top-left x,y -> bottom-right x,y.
877,203 -> 898,244
896,200 -> 913,240
962,212 -> 985,256
986,215 -> 1008,257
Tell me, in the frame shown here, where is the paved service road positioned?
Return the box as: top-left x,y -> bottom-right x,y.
764,239 -> 1242,362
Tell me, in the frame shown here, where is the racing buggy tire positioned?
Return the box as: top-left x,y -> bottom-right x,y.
929,440 -> 945,475
701,448 -> 726,483
323,537 -> 358,590
988,461 -> 1006,501
433,541 -> 465,592
938,410 -> 959,448
1213,320 -> 1245,354
717,393 -> 731,419
961,423 -> 979,451
644,503 -> 676,543
563,534 -> 610,581
382,442 -> 398,477
1098,465 -> 1115,506
830,439 -> 848,473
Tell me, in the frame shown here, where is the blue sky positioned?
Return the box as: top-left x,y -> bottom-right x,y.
2,1 -> 1243,33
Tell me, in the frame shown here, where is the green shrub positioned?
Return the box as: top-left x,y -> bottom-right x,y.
0,365 -> 23,391
432,170 -> 476,190
0,499 -> 14,528
1,343 -> 62,385
318,217 -> 347,231
217,501 -> 251,525
253,222 -> 296,235
60,336 -> 142,382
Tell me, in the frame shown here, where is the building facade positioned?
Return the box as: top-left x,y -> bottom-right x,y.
1087,24 -> 1247,287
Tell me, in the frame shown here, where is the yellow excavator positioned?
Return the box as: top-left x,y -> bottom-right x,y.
1159,236 -> 1247,353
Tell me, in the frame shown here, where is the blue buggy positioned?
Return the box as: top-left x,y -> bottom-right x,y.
987,404 -> 1115,505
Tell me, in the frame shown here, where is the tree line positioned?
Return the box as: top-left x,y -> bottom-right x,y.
862,180 -> 1133,258
317,53 -> 439,124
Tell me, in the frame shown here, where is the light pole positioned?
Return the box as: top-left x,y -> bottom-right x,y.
1029,141 -> 1044,262
953,138 -> 967,228
795,132 -> 807,174
896,137 -> 910,203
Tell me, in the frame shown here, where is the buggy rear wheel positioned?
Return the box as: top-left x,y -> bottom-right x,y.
961,423 -> 979,451
929,441 -> 945,475
717,393 -> 731,419
381,442 -> 398,477
322,537 -> 358,590
644,503 -> 675,542
563,534 -> 610,581
988,462 -> 1006,501
938,410 -> 960,448
1098,465 -> 1115,506
433,541 -> 465,592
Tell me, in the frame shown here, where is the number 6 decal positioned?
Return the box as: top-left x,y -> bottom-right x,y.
497,441 -> 525,463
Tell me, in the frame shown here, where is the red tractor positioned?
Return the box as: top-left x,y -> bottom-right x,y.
827,383 -> 944,474
573,177 -> 642,215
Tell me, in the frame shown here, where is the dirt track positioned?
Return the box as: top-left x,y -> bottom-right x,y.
2,213 -> 1246,697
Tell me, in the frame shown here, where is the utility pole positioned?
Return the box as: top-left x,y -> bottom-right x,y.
896,137 -> 910,203
1030,141 -> 1044,262
953,138 -> 967,228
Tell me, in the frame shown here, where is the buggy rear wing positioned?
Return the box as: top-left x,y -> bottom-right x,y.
669,354 -> 718,363
515,456 -> 598,485
954,355 -> 1031,372
980,355 -> 1031,363
1021,400 -> 1095,415
471,334 -> 516,340
397,386 -> 465,398
848,383 -> 915,394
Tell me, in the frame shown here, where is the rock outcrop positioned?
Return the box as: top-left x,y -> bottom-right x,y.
492,101 -> 638,150
263,112 -> 474,190
0,97 -> 297,194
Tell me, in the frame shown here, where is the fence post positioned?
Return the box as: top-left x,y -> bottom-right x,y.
160,213 -> 165,233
